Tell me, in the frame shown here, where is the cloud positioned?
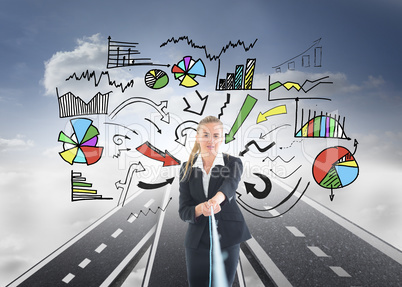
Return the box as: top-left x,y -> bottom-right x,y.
0,135 -> 34,152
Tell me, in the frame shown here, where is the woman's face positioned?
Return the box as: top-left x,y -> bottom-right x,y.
196,122 -> 223,157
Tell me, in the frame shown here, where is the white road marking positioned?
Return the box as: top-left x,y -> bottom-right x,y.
329,266 -> 351,277
264,206 -> 282,217
62,273 -> 75,284
111,228 -> 123,238
307,246 -> 330,257
127,213 -> 138,223
286,226 -> 305,237
144,198 -> 155,209
95,243 -> 107,253
78,258 -> 91,269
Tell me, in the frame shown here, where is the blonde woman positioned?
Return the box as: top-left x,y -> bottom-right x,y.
179,115 -> 251,286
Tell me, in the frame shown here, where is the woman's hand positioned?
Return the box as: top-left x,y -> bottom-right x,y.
195,192 -> 226,217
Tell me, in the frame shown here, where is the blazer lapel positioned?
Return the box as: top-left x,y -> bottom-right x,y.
207,154 -> 230,198
192,167 -> 208,201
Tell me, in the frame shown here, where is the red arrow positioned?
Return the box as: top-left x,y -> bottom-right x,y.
136,141 -> 181,167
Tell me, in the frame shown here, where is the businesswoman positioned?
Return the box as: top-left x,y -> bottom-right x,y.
179,116 -> 251,287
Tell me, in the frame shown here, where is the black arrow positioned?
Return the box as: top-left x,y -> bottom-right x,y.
330,187 -> 335,201
183,90 -> 208,115
137,177 -> 175,190
353,139 -> 359,155
239,141 -> 276,157
244,173 -> 272,199
145,118 -> 162,134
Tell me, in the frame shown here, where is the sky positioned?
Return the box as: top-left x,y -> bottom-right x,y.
1,0 -> 402,285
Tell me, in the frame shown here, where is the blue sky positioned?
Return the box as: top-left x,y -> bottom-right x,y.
1,0 -> 402,285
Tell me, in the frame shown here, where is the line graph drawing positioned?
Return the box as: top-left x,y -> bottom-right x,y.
270,165 -> 302,179
218,93 -> 231,119
57,88 -> 110,118
272,38 -> 322,72
126,197 -> 173,221
268,75 -> 333,101
263,155 -> 295,163
107,36 -> 169,69
160,36 -> 258,61
216,59 -> 266,91
65,70 -> 134,93
71,170 -> 112,202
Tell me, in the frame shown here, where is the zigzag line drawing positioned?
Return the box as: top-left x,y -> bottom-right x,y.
218,93 -> 231,119
126,197 -> 173,220
66,70 -> 134,93
263,155 -> 295,163
160,36 -> 258,61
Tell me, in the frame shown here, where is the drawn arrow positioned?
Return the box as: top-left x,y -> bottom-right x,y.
174,120 -> 198,146
244,173 -> 272,199
136,141 -> 181,166
113,134 -> 130,145
257,105 -> 287,124
115,161 -> 146,206
239,141 -> 276,157
259,124 -> 291,140
330,187 -> 335,201
137,177 -> 175,190
352,139 -> 359,155
109,97 -> 170,123
113,148 -> 132,159
145,118 -> 162,134
225,94 -> 258,144
183,90 -> 208,115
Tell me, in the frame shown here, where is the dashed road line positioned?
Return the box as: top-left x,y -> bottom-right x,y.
329,266 -> 351,277
78,258 -> 91,269
62,273 -> 75,284
263,206 -> 282,217
127,213 -> 138,223
95,243 -> 107,253
144,198 -> 155,209
111,228 -> 123,238
285,226 -> 305,237
307,246 -> 330,257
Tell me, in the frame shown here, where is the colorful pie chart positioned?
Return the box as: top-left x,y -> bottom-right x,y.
171,56 -> 206,88
58,118 -> 103,165
312,146 -> 359,189
145,69 -> 169,89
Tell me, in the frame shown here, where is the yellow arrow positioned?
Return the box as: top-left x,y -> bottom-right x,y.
257,105 -> 287,123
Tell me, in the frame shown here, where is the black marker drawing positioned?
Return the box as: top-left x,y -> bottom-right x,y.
144,118 -> 162,134
259,124 -> 291,140
57,88 -> 110,118
104,122 -> 138,135
174,120 -> 198,147
218,93 -> 231,119
115,161 -> 146,206
65,70 -> 134,93
71,170 -> 112,201
263,155 -> 295,164
183,90 -> 208,115
270,165 -> 302,179
107,36 -> 170,69
160,36 -> 258,61
239,141 -> 276,157
272,38 -> 322,72
171,56 -> 206,88
137,177 -> 175,190
109,97 -> 170,123
113,134 -> 130,146
243,173 -> 272,199
126,197 -> 173,221
144,69 -> 169,89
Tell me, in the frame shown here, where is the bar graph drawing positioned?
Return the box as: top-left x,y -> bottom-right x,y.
71,170 -> 113,201
215,59 -> 265,91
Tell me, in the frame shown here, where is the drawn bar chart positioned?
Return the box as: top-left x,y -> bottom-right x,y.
216,59 -> 265,91
71,171 -> 112,201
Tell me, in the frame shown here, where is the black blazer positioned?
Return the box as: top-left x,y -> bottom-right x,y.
179,153 -> 251,249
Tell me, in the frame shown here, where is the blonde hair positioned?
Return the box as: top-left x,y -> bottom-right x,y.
181,116 -> 223,181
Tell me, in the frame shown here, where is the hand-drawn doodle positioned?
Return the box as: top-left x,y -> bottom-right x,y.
279,140 -> 303,150
218,93 -> 231,119
144,69 -> 169,89
259,124 -> 291,140
257,105 -> 287,124
272,38 -> 322,72
57,88 -> 110,118
104,122 -> 138,135
71,170 -> 112,201
174,120 -> 198,147
160,36 -> 258,61
225,94 -> 258,144
312,141 -> 359,201
243,173 -> 272,199
239,141 -> 276,157
171,56 -> 206,88
268,75 -> 333,101
237,178 -> 310,218
295,113 -> 350,140
107,36 -> 169,69
58,118 -> 103,165
144,118 -> 162,134
263,155 -> 295,163
183,90 -> 208,115
216,59 -> 266,91
136,141 -> 181,167
270,165 -> 302,179
115,161 -> 146,206
137,177 -> 175,189
65,70 -> 134,93
113,134 -> 130,146
109,97 -> 170,123
127,197 -> 173,221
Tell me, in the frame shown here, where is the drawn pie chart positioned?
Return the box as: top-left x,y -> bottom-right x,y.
171,56 -> 206,88
58,118 -> 104,165
312,146 -> 359,189
145,69 -> 169,89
